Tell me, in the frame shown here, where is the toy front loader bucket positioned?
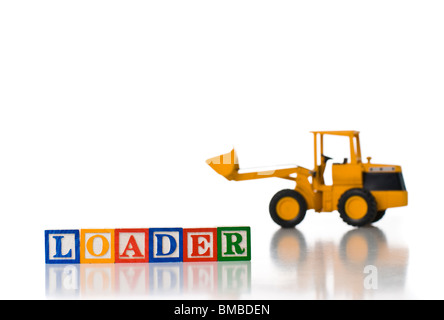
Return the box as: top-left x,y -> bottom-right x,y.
207,149 -> 302,182
206,149 -> 240,181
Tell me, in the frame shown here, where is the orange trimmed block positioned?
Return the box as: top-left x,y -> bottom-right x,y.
80,229 -> 115,264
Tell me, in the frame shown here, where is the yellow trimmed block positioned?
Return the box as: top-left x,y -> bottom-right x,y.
80,229 -> 115,264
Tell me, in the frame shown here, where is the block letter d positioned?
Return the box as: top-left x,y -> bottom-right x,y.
155,234 -> 177,256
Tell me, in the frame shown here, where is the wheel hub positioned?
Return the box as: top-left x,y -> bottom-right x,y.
276,197 -> 300,220
345,196 -> 368,220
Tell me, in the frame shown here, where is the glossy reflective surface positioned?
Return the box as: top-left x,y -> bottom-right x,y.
45,222 -> 414,299
265,227 -> 409,299
46,261 -> 251,299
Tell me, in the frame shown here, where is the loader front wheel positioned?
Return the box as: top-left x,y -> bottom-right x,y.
338,189 -> 377,227
269,189 -> 307,228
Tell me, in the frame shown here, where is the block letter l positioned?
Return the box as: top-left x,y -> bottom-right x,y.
52,236 -> 72,258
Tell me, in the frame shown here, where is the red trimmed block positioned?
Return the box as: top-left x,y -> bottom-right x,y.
183,228 -> 218,262
115,229 -> 149,263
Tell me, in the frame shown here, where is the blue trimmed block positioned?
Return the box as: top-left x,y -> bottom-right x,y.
45,230 -> 80,264
149,228 -> 183,263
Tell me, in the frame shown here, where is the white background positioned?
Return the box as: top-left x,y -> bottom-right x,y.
1,1 -> 443,299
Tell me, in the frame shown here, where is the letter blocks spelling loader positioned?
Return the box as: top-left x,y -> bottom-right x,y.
45,227 -> 251,264
207,131 -> 408,228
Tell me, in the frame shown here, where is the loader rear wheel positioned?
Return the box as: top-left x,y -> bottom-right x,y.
372,210 -> 386,223
338,189 -> 377,227
269,189 -> 307,228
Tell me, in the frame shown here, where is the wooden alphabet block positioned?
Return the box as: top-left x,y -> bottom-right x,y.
45,230 -> 80,264
183,228 -> 217,262
149,228 -> 183,263
80,229 -> 115,264
115,228 -> 149,263
217,227 -> 251,261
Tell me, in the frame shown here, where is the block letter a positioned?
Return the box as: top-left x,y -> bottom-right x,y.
121,235 -> 143,258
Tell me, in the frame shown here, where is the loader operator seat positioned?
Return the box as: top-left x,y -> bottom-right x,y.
333,158 -> 348,165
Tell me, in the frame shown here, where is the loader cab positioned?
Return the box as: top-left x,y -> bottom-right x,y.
312,131 -> 363,189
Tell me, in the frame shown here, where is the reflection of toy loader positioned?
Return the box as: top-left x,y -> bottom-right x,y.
206,131 -> 408,227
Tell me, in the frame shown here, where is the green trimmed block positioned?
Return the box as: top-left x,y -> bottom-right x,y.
217,227 -> 251,261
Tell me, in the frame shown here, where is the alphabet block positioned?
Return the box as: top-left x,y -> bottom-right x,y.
115,228 -> 149,263
217,227 -> 251,261
80,229 -> 115,264
149,228 -> 183,263
45,230 -> 80,264
183,228 -> 218,262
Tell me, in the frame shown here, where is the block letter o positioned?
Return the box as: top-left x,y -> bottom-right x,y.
86,235 -> 109,257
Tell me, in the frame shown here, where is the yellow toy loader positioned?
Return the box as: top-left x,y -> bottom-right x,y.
206,131 -> 407,227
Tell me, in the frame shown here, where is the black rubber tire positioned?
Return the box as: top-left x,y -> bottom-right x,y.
373,210 -> 386,223
269,189 -> 307,228
337,188 -> 377,227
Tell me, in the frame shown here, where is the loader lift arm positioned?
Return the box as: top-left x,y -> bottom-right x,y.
206,149 -> 314,182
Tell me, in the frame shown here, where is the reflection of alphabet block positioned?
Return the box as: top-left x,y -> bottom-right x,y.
115,229 -> 149,263
218,261 -> 251,294
183,262 -> 217,293
115,263 -> 150,295
80,229 -> 115,264
45,264 -> 80,298
217,227 -> 251,261
45,230 -> 80,264
183,228 -> 217,262
149,228 -> 183,263
80,264 -> 115,297
150,263 -> 183,294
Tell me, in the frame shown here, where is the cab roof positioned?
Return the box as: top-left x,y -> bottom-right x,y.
310,130 -> 360,137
